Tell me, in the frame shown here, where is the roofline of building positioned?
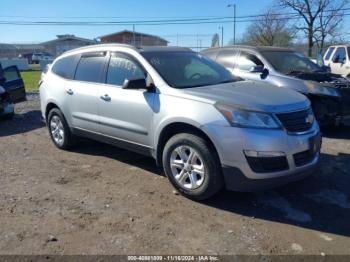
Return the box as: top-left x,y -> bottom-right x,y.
97,30 -> 169,43
41,36 -> 98,45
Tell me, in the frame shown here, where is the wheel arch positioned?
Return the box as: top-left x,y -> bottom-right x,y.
155,122 -> 220,167
45,102 -> 61,122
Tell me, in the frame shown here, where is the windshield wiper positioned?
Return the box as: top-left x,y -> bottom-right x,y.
216,79 -> 237,84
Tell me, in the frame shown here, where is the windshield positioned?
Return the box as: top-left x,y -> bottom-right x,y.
141,51 -> 236,89
262,51 -> 321,74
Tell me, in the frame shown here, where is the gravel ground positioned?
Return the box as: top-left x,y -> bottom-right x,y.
0,94 -> 349,255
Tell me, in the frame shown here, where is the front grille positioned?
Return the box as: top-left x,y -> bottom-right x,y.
276,109 -> 313,133
293,150 -> 315,167
246,156 -> 289,173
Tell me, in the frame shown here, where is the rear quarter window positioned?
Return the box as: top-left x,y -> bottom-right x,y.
52,55 -> 79,79
201,50 -> 219,61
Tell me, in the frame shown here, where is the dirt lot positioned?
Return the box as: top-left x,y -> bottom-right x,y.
0,94 -> 350,256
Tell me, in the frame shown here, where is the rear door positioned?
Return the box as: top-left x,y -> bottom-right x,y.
2,65 -> 26,103
67,52 -> 108,133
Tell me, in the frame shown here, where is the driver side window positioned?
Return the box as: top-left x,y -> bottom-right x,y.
332,47 -> 346,63
106,53 -> 146,86
235,52 -> 264,71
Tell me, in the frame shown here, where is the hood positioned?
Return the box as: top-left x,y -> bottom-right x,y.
287,71 -> 350,89
182,81 -> 309,113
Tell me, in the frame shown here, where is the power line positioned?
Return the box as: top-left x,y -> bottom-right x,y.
0,14 -> 349,26
0,8 -> 349,26
0,7 -> 349,20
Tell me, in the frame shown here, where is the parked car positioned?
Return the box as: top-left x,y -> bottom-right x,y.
32,53 -> 54,64
40,44 -> 321,200
19,53 -> 34,64
323,45 -> 350,77
0,85 -> 14,119
0,63 -> 26,116
201,46 -> 350,126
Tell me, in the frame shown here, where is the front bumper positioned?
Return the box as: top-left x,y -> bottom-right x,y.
203,122 -> 321,191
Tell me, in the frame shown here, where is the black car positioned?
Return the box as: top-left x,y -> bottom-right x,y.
0,63 -> 26,119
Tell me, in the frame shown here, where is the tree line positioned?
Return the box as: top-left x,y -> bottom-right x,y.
237,0 -> 349,57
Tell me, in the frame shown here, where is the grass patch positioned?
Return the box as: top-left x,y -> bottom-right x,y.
21,71 -> 41,93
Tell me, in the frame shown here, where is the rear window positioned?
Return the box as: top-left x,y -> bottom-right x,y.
52,55 -> 79,79
74,54 -> 106,83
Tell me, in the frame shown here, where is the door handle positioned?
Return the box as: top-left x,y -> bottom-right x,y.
100,94 -> 111,102
66,89 -> 74,95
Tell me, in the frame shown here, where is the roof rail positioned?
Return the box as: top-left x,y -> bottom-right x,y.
62,43 -> 138,55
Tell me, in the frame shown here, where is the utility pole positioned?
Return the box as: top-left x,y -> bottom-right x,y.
227,3 -> 236,45
132,24 -> 136,46
219,26 -> 224,47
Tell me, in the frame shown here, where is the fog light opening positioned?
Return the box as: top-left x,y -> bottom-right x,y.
244,150 -> 286,158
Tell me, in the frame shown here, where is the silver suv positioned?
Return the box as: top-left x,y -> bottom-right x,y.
202,46 -> 350,127
40,44 -> 321,200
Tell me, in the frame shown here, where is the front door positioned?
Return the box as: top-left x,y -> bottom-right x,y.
98,52 -> 156,147
2,65 -> 26,103
232,51 -> 266,81
330,47 -> 349,76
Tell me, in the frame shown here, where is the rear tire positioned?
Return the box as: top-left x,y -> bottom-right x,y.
162,133 -> 223,200
47,108 -> 75,150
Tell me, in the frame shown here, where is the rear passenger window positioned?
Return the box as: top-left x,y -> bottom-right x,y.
52,55 -> 79,79
201,50 -> 219,61
216,49 -> 236,68
106,53 -> 146,86
75,54 -> 106,83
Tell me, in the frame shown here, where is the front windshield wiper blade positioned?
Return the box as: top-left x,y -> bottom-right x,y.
176,84 -> 210,89
216,79 -> 237,84
286,69 -> 311,75
176,79 -> 237,89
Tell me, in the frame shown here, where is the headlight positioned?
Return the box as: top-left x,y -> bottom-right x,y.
304,81 -> 341,97
215,103 -> 280,129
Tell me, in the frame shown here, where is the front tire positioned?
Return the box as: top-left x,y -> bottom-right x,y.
162,133 -> 223,200
47,108 -> 75,150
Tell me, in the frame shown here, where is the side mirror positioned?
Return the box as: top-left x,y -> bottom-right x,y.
261,68 -> 269,79
249,65 -> 264,73
122,77 -> 153,91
